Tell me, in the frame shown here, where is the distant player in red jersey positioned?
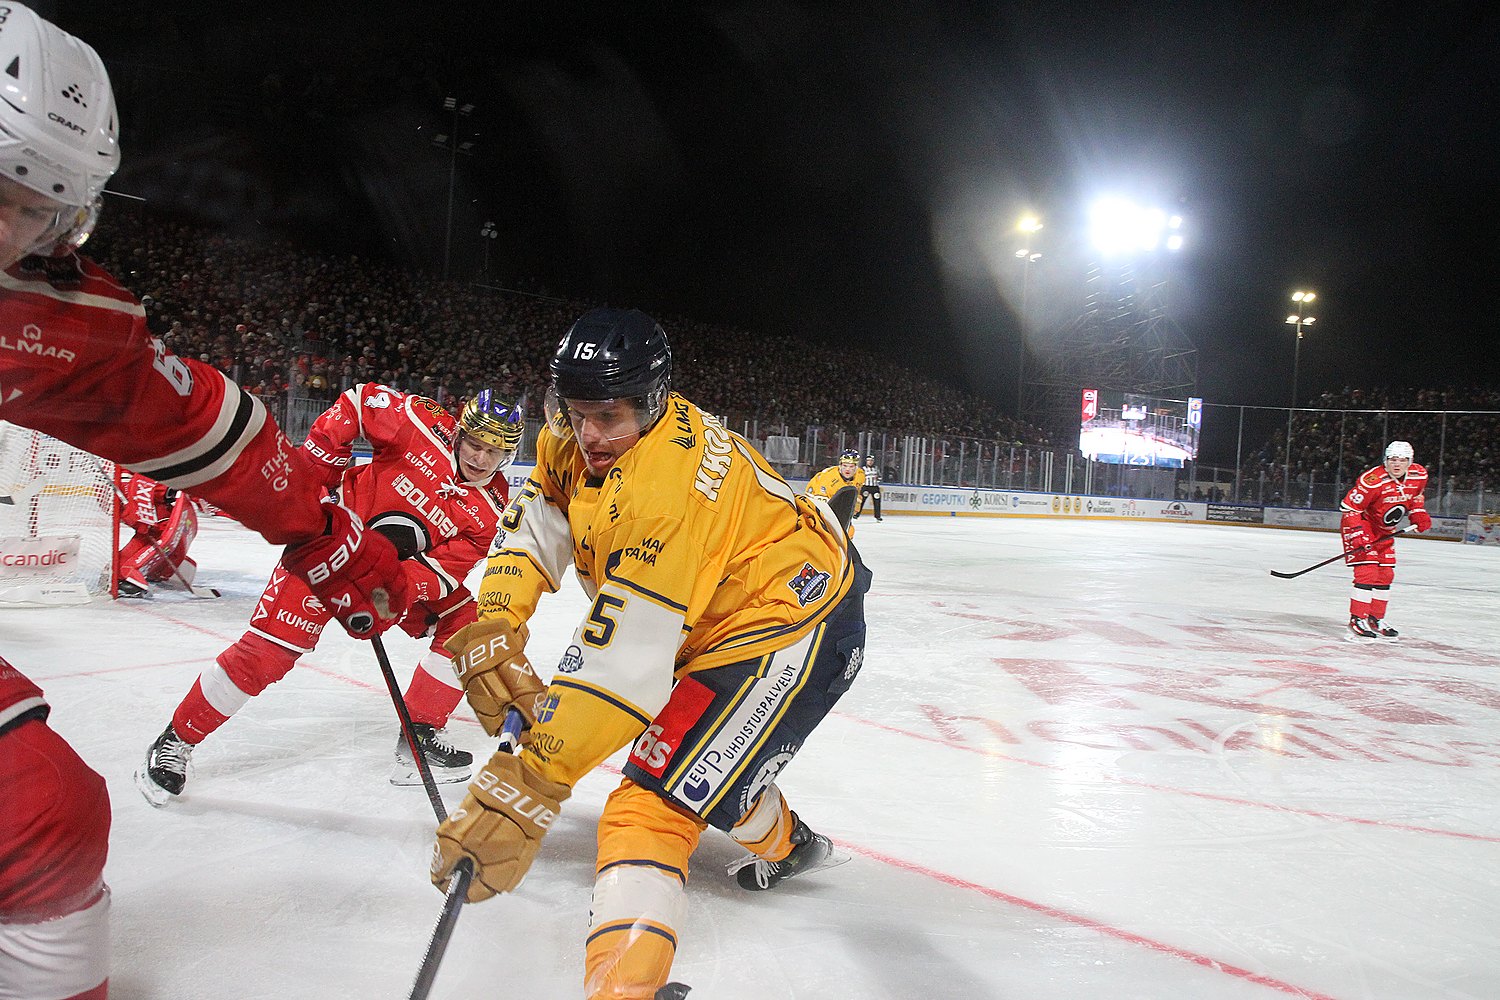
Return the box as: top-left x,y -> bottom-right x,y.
135,386 -> 522,802
0,8 -> 404,998
115,471 -> 201,597
1340,440 -> 1431,640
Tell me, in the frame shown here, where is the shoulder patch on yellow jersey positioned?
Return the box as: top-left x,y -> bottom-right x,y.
787,562 -> 832,606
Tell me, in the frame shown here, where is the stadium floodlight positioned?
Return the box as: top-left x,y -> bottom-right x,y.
1088,197 -> 1184,256
1283,288 -> 1318,490
1013,214 -> 1044,417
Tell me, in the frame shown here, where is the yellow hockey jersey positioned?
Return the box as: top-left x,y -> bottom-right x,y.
479,393 -> 855,787
806,463 -> 864,498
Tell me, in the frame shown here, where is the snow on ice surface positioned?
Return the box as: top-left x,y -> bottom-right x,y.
10,514 -> 1500,999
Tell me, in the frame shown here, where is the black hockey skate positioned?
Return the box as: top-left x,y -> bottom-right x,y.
1366,616 -> 1399,639
391,723 -> 472,786
135,724 -> 194,807
727,817 -> 847,891
117,578 -> 148,599
1346,615 -> 1380,642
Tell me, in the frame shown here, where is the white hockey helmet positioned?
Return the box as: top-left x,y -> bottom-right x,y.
0,3 -> 120,254
1384,440 -> 1414,461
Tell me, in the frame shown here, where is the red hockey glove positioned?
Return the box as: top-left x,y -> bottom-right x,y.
398,585 -> 473,640
1341,519 -> 1375,563
283,502 -> 408,638
1409,510 -> 1432,533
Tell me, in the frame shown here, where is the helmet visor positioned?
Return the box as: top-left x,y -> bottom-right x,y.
545,387 -> 657,445
0,176 -> 94,263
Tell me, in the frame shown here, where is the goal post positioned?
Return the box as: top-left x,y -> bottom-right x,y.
0,421 -> 119,606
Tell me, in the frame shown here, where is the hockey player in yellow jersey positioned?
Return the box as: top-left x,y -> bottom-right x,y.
432,308 -> 872,999
806,448 -> 865,529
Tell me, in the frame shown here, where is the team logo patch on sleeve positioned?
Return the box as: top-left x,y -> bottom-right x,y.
557,644 -> 584,673
787,562 -> 830,606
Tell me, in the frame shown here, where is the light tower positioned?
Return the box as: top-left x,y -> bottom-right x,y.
1022,199 -> 1194,438
1282,289 -> 1317,493
1014,214 -> 1043,415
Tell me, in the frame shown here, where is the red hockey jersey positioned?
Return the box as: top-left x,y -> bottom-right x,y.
1341,462 -> 1429,531
301,384 -> 510,604
0,254 -> 326,545
0,654 -> 46,735
3,253 -> 335,717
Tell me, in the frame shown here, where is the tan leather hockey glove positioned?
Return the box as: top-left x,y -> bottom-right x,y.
431,752 -> 571,901
444,618 -> 546,736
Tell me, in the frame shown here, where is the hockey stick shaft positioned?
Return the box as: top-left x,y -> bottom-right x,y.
408,856 -> 473,1000
372,633 -> 449,823
139,530 -> 220,598
1269,524 -> 1417,579
406,707 -> 524,1000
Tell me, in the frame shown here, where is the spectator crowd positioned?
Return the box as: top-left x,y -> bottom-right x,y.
85,204 -> 1050,447
84,205 -> 1495,504
1241,386 -> 1500,506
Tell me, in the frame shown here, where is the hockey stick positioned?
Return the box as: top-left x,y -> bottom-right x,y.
407,707 -> 525,1000
0,477 -> 44,505
1269,524 -> 1418,579
372,633 -> 449,822
135,529 -> 221,599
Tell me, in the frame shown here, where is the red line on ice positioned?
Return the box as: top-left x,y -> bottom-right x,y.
840,840 -> 1342,1000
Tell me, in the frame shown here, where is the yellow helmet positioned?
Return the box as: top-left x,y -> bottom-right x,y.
460,390 -> 524,454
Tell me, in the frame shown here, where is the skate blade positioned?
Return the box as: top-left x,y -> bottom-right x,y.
801,849 -> 852,878
390,764 -> 470,786
1344,633 -> 1379,644
726,847 -> 852,882
134,766 -> 176,808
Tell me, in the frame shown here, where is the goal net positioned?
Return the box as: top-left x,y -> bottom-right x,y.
0,422 -> 118,606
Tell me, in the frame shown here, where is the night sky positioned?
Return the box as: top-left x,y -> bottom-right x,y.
56,1 -> 1500,417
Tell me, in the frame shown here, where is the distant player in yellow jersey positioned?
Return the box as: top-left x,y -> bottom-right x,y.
432,308 -> 872,999
806,448 -> 865,529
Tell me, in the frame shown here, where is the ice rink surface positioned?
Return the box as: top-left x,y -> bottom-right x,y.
9,513 -> 1500,999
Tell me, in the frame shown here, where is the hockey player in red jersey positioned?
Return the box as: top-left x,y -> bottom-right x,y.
0,8 -> 405,998
115,471 -> 202,598
1340,440 -> 1431,640
136,386 -> 522,803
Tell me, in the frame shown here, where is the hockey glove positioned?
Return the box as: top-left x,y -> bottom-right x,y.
1410,510 -> 1432,533
398,585 -> 473,640
283,502 -> 408,638
1344,524 -> 1374,563
444,618 -> 547,736
431,751 -> 570,901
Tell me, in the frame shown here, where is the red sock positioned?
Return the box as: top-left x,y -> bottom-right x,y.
172,678 -> 230,744
403,659 -> 463,727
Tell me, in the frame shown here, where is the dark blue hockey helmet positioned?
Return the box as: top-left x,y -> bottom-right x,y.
550,308 -> 672,430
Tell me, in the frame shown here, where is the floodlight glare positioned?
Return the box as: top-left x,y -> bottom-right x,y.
1088,197 -> 1183,256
